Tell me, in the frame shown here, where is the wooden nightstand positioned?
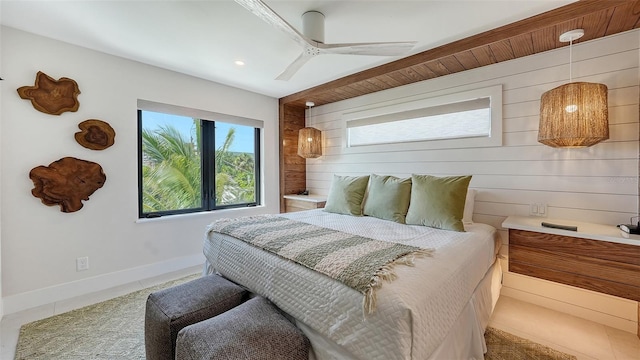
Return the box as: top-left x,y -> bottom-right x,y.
502,216 -> 640,338
283,194 -> 327,213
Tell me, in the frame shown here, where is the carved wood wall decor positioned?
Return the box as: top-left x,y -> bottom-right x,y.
75,119 -> 116,150
29,157 -> 106,213
17,71 -> 80,115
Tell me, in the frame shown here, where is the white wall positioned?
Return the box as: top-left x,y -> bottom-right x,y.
0,24 -> 4,320
0,27 -> 280,314
305,30 -> 639,333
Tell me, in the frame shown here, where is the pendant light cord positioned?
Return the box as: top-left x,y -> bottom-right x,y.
306,101 -> 314,124
569,38 -> 573,83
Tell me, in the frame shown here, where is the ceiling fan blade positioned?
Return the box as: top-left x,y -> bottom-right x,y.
234,0 -> 314,48
318,41 -> 417,56
276,52 -> 314,81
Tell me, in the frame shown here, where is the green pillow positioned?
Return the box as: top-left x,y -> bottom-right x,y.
405,174 -> 472,232
323,175 -> 370,215
363,174 -> 412,223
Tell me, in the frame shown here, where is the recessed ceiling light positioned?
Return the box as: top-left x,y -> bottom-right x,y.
234,60 -> 245,66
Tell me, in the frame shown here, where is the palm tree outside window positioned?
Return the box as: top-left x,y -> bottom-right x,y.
138,109 -> 260,218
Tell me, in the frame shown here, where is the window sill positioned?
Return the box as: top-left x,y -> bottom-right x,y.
135,205 -> 266,224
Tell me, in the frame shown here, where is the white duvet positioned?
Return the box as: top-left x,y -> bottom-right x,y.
204,209 -> 499,360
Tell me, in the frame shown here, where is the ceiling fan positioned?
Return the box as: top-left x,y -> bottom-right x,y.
234,0 -> 417,81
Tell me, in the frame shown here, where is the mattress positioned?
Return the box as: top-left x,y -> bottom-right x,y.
204,209 -> 500,360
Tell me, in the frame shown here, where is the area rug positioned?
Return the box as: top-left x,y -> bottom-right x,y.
15,275 -> 577,360
14,274 -> 199,360
484,327 -> 577,360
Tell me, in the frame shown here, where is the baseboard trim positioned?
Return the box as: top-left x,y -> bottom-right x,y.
501,271 -> 638,334
2,254 -> 205,315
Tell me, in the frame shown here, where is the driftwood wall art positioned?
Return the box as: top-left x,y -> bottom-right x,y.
75,119 -> 116,150
17,71 -> 80,115
29,157 -> 106,213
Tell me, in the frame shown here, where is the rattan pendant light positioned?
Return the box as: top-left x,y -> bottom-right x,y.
538,29 -> 609,148
298,101 -> 323,158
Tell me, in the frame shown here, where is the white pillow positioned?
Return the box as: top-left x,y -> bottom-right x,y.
462,189 -> 476,224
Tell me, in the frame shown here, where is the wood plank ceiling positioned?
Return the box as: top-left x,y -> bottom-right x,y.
278,0 -> 640,210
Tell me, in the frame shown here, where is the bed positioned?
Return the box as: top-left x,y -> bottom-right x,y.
203,174 -> 502,360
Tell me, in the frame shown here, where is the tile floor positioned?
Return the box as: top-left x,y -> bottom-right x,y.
1,269 -> 638,360
489,296 -> 639,360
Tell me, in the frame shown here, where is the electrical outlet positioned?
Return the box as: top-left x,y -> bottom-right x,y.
76,256 -> 89,271
538,203 -> 547,216
529,203 -> 547,217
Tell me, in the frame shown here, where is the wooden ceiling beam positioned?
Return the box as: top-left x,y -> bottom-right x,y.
279,0 -> 632,108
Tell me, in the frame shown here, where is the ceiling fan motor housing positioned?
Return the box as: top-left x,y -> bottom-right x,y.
302,11 -> 325,43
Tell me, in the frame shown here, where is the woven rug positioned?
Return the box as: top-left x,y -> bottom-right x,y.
484,327 -> 577,360
14,274 -> 199,360
15,274 -> 577,360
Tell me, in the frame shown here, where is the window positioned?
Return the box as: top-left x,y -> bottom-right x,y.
348,98 -> 491,146
138,100 -> 261,218
344,85 -> 502,150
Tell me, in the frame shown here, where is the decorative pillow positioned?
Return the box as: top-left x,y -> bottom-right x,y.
462,189 -> 476,225
363,174 -> 412,223
323,175 -> 370,216
405,174 -> 472,232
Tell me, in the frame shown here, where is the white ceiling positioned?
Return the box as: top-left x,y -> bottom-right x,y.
1,0 -> 576,98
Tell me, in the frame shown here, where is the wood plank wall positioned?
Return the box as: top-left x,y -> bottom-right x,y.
303,30 -> 639,236
279,103 -> 306,211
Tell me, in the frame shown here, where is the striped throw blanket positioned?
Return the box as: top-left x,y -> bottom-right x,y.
209,215 -> 434,313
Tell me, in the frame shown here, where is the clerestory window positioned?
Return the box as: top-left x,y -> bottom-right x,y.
344,85 -> 502,150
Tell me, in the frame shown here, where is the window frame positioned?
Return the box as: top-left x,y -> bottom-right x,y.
137,101 -> 261,218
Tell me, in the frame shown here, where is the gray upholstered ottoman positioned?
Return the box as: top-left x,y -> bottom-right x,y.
145,274 -> 247,360
175,296 -> 310,360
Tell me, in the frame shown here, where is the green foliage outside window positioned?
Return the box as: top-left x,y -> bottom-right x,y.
140,117 -> 256,215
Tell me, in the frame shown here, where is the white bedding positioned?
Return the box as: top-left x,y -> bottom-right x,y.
204,209 -> 500,360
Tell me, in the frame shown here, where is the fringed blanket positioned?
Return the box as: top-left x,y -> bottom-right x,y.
208,215 -> 434,313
